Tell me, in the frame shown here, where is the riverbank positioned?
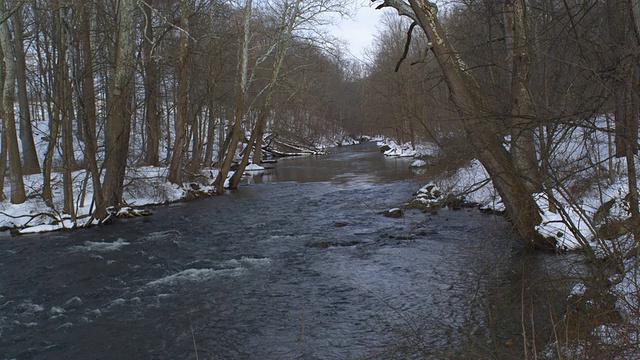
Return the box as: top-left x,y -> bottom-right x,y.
378,138 -> 634,251
0,166 -> 220,235
0,136 -> 339,235
379,137 -> 640,358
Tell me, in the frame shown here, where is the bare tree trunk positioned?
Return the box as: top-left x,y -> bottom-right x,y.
504,0 -> 541,192
13,6 -> 39,174
61,72 -> 75,219
101,0 -> 136,213
77,0 -> 105,220
229,105 -> 265,189
628,2 -> 640,239
203,104 -> 216,167
0,120 -> 7,201
42,4 -> 74,216
142,0 -> 160,166
0,37 -> 6,201
229,50 -> 286,189
251,112 -> 266,165
189,103 -> 205,173
0,1 -> 26,204
607,0 -> 640,240
167,0 -> 190,184
213,0 -> 252,193
57,5 -> 75,218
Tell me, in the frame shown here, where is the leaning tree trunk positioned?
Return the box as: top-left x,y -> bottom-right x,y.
382,0 -> 547,247
229,48 -> 287,189
251,111 -> 267,165
0,2 -> 26,204
213,0 -> 252,193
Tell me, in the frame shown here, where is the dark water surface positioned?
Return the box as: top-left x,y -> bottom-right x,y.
0,143 -> 522,359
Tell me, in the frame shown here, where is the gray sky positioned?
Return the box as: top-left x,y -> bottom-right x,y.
329,1 -> 384,61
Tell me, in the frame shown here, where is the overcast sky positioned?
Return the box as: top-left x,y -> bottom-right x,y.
329,1 -> 385,61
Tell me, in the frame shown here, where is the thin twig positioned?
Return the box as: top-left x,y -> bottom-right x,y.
190,324 -> 199,360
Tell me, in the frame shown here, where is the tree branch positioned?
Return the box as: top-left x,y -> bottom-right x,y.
373,0 -> 418,22
0,0 -> 24,26
395,21 -> 417,72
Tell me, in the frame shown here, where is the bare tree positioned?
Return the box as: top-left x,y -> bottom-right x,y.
0,0 -> 26,204
167,0 -> 191,184
612,0 -> 640,238
376,0 -> 547,248
76,0 -> 105,221
503,0 -> 541,193
228,0 -> 305,189
12,3 -> 39,175
141,0 -> 161,166
213,0 -> 252,194
101,0 -> 137,214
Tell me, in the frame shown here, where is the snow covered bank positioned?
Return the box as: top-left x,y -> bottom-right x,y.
377,133 -> 636,253
376,138 -> 439,158
0,166 -> 219,235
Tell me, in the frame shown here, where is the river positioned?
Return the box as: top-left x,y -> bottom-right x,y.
0,143 -> 555,359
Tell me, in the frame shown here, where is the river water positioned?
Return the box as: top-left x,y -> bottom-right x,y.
1,143 -> 533,359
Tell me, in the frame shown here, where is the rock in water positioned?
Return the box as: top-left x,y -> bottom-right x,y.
383,208 -> 404,218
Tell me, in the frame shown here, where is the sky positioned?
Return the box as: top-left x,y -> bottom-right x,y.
329,1 -> 385,61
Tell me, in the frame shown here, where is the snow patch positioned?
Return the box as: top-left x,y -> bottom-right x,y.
244,164 -> 265,171
19,219 -> 76,234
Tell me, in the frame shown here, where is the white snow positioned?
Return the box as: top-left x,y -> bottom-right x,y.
244,163 -> 265,171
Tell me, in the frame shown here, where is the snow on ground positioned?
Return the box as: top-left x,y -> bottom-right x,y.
1,114 -> 345,235
377,130 -> 635,252
376,138 -> 440,158
0,166 -> 220,234
244,163 -> 265,171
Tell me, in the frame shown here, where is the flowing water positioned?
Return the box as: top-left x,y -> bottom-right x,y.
0,143 -> 533,359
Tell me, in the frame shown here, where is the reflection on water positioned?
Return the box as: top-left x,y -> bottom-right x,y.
243,143 -> 415,186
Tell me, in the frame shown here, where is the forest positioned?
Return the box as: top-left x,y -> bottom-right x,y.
0,0 -> 639,357
0,0 -> 637,245
0,0 -> 367,223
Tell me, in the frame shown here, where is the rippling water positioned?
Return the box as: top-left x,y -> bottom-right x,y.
0,143 -> 522,359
